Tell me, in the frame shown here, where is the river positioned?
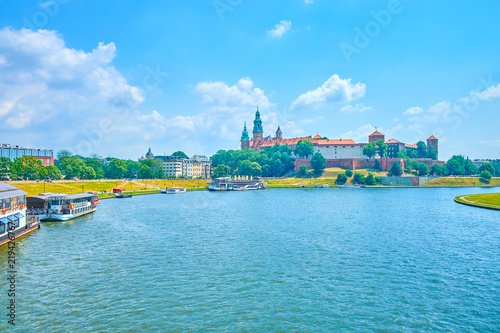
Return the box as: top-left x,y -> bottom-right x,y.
1,187 -> 499,331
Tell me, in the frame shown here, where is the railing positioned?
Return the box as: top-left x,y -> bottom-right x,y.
26,215 -> 40,228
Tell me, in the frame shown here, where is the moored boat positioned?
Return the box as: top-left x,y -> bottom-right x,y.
1,183 -> 41,247
27,192 -> 99,222
115,193 -> 133,198
166,187 -> 186,194
207,177 -> 266,191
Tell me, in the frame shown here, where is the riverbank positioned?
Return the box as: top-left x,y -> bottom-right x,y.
454,193 -> 500,210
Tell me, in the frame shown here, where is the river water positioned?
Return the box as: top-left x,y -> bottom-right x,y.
1,187 -> 499,332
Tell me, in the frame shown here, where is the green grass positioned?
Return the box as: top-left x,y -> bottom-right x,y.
425,177 -> 500,187
454,193 -> 500,210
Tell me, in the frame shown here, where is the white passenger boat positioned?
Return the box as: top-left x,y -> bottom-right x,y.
27,192 -> 99,222
207,177 -> 266,191
166,187 -> 186,194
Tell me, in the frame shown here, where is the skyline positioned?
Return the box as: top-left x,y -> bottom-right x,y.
0,1 -> 499,160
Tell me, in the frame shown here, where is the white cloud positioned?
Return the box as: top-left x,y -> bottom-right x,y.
195,77 -> 273,112
470,83 -> 500,101
268,20 -> 292,39
404,106 -> 423,116
291,74 -> 366,110
340,103 -> 371,113
341,124 -> 377,142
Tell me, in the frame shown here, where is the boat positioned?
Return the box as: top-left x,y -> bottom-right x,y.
207,177 -> 266,191
160,189 -> 167,194
115,193 -> 132,198
315,184 -> 330,188
1,184 -> 41,247
166,187 -> 186,194
27,192 -> 99,222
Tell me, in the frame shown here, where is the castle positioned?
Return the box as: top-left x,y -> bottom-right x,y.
240,108 -> 440,171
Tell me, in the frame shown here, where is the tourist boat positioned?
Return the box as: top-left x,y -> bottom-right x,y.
27,192 -> 99,222
166,187 -> 186,194
160,189 -> 167,194
207,177 -> 266,191
115,193 -> 132,198
0,184 -> 41,247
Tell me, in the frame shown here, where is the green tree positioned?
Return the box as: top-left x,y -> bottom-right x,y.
375,140 -> 388,158
426,146 -> 438,160
10,156 -> 43,180
336,173 -> 348,185
365,173 -> 376,185
235,160 -> 262,177
478,163 -> 495,175
56,149 -> 73,160
125,160 -> 141,179
85,158 -> 105,179
352,173 -> 365,184
138,165 -> 155,179
108,158 -> 127,179
59,156 -> 86,179
363,142 -> 377,159
0,157 -> 11,179
294,140 -> 314,158
417,163 -> 429,176
172,151 -> 189,159
83,166 -> 96,180
310,153 -> 326,174
212,165 -> 231,178
388,161 -> 403,177
45,165 -> 62,180
299,165 -> 307,176
345,169 -> 353,177
416,141 -> 427,158
430,164 -> 448,176
479,170 -> 492,183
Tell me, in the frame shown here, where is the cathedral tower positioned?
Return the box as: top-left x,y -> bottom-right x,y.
252,107 -> 263,141
240,122 -> 250,150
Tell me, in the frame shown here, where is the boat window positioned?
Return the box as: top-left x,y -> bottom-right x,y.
0,222 -> 4,234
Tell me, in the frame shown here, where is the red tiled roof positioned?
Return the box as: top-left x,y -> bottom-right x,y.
313,134 -> 322,139
405,144 -> 417,149
385,139 -> 402,144
427,135 -> 438,140
314,139 -> 358,146
369,130 -> 384,137
249,136 -> 312,149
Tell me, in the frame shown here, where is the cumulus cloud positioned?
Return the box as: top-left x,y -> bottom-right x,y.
470,83 -> 500,101
340,103 -> 371,113
268,20 -> 292,39
404,106 -> 423,116
291,74 -> 366,110
341,124 -> 377,143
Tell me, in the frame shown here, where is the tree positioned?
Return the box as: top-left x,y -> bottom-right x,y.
235,160 -> 262,177
336,174 -> 348,185
212,165 -> 230,178
56,149 -> 73,160
446,155 -> 477,176
45,165 -> 62,180
426,146 -> 438,160
310,153 -> 326,174
464,160 -> 477,175
345,169 -> 353,177
172,151 -> 189,159
388,161 -> 403,177
299,165 -> 307,176
59,156 -> 86,179
352,173 -> 365,184
108,158 -> 127,179
294,140 -> 314,158
416,141 -> 427,158
83,166 -> 96,180
375,140 -> 388,158
125,160 -> 141,179
0,157 -> 10,179
479,163 -> 495,175
363,142 -> 377,159
480,170 -> 492,183
430,164 -> 448,176
417,163 -> 429,176
138,165 -> 155,179
365,173 -> 376,185
10,156 -> 43,180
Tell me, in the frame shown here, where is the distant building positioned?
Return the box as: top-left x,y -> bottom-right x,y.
140,149 -> 211,178
0,143 -> 54,166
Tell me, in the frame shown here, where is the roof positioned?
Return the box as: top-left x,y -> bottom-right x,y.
405,144 -> 418,149
30,192 -> 96,200
314,139 -> 358,146
427,135 -> 438,140
369,131 -> 384,137
250,136 -> 313,149
313,134 -> 322,139
0,183 -> 27,200
385,139 -> 402,144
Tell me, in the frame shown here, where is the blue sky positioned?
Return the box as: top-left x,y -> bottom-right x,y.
0,0 -> 499,160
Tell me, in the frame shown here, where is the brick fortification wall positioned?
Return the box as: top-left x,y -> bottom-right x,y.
294,158 -> 406,172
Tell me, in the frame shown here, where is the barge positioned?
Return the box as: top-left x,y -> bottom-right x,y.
0,183 -> 40,247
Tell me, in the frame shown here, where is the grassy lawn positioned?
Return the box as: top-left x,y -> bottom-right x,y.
137,179 -> 210,189
425,177 -> 500,187
455,193 -> 500,210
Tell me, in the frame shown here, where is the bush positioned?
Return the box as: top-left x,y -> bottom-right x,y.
352,173 -> 365,185
388,161 -> 403,177
365,173 -> 376,185
345,169 -> 353,177
299,165 -> 307,176
311,153 -> 326,174
336,174 -> 348,185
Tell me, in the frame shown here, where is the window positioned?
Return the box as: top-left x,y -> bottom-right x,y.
0,222 -> 4,234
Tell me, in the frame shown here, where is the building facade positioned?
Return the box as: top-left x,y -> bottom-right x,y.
141,150 -> 211,178
0,144 -> 54,166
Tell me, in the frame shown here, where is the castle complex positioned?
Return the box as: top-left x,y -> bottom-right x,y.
241,108 -> 440,171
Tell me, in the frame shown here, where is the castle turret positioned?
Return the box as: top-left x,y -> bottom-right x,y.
252,107 -> 263,141
369,129 -> 385,143
427,135 -> 438,159
276,126 -> 282,140
241,122 -> 250,150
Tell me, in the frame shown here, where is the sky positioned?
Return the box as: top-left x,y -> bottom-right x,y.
0,0 -> 499,160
